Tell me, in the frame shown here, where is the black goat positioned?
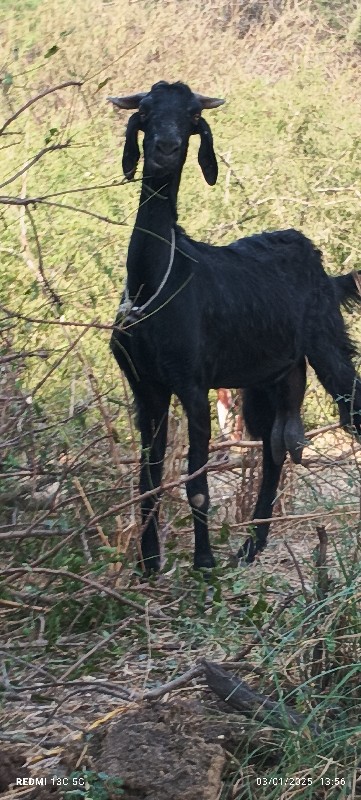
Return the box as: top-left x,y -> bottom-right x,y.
108,80 -> 361,573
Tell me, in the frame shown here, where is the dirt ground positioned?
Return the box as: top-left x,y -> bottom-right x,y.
98,702 -> 227,800
0,749 -> 61,800
0,751 -> 28,794
0,700 -> 254,800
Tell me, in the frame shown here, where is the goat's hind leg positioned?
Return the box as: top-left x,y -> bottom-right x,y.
271,360 -> 307,465
136,386 -> 171,575
238,387 -> 284,564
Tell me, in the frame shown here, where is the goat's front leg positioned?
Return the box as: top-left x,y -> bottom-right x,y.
136,388 -> 170,575
183,391 -> 215,570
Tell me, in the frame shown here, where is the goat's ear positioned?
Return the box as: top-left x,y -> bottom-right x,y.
122,112 -> 141,180
107,93 -> 147,109
197,118 -> 218,186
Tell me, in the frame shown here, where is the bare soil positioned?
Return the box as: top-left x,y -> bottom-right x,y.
0,750 -> 28,793
0,747 -> 61,799
0,701 -> 249,800
97,702 -> 227,800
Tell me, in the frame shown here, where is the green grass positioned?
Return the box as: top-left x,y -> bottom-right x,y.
1,2 -> 361,797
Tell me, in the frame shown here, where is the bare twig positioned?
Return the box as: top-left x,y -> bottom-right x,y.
0,566 -> 168,617
26,178 -> 128,200
85,481 -> 357,531
0,302 -> 115,330
0,194 -> 127,226
0,529 -> 77,541
310,527 -> 330,687
315,525 -> 329,601
29,323 -> 94,399
0,349 -> 49,364
0,81 -> 82,136
141,664 -> 203,700
60,618 -> 133,681
73,476 -> 110,550
232,591 -> 298,662
283,541 -> 311,602
25,205 -> 61,306
0,142 -> 72,190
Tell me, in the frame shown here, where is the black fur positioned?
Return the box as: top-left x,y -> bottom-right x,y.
109,81 -> 361,574
197,118 -> 218,185
122,112 -> 141,179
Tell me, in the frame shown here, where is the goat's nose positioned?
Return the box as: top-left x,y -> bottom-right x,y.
154,137 -> 181,156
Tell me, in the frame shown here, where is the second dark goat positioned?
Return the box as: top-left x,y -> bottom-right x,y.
109,81 -> 361,573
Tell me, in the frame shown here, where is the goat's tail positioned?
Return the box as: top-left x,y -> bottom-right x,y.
333,270 -> 361,311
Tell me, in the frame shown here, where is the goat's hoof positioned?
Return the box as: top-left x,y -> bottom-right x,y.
140,554 -> 161,578
193,552 -> 216,571
237,537 -> 261,565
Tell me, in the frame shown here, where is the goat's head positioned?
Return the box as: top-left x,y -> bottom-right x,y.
108,81 -> 224,185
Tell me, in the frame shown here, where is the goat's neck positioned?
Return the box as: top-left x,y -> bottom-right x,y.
126,174 -> 179,302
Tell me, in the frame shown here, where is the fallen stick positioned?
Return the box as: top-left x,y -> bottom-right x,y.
203,660 -> 316,732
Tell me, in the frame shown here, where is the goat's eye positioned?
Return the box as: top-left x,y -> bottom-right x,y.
193,113 -> 201,124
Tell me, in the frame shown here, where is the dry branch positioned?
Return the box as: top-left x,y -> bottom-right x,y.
0,142 -> 72,191
60,618 -> 133,681
0,566 -> 169,618
310,527 -> 330,687
141,664 -> 203,701
203,660 -> 316,732
0,194 -> 128,227
315,526 -> 329,600
0,350 -> 48,364
232,591 -> 298,662
0,529 -> 76,541
0,479 -> 60,508
283,541 -> 311,602
73,476 -> 110,549
0,81 -> 82,136
24,205 -> 61,306
85,481 -> 357,531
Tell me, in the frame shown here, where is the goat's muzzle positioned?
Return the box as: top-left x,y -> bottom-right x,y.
146,135 -> 182,175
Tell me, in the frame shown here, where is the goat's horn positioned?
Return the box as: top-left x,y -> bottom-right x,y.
193,94 -> 225,109
107,93 -> 148,109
